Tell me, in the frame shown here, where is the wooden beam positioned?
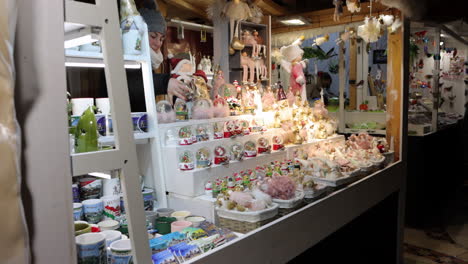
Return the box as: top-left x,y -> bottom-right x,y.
272,4 -> 393,34
256,0 -> 288,16
386,27 -> 404,161
165,0 -> 208,19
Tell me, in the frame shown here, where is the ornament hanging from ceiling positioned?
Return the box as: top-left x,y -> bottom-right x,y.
346,0 -> 361,13
333,0 -> 344,21
358,16 -> 382,43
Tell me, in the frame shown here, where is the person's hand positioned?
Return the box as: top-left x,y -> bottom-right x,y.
167,78 -> 190,102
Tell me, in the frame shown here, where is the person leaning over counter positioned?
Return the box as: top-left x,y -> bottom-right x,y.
126,0 -> 189,112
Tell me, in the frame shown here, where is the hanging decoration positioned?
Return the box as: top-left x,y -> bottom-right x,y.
357,16 -> 381,43
200,26 -> 207,43
346,0 -> 361,13
333,0 -> 344,22
177,20 -> 185,40
312,34 -> 330,47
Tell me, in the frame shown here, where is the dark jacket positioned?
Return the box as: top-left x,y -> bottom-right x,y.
126,69 -> 170,112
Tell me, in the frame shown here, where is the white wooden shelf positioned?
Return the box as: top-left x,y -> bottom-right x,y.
343,128 -> 387,135
98,132 -> 154,145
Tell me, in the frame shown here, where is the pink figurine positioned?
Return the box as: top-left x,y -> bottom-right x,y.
280,37 -> 308,102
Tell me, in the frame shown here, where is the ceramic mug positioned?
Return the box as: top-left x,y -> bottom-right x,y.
79,177 -> 102,200
155,208 -> 174,217
82,199 -> 104,224
185,216 -> 205,228
98,219 -> 120,231
103,178 -> 121,197
145,211 -> 158,229
72,184 -> 80,202
74,221 -> 92,236
73,203 -> 83,221
75,232 -> 107,264
110,239 -> 133,264
142,188 -> 154,211
100,230 -> 122,264
170,220 -> 193,233
122,29 -> 142,55
155,217 -> 177,235
171,211 -> 191,221
95,98 -> 111,115
101,195 -> 121,220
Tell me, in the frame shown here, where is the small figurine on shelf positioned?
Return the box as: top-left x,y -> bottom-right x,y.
276,81 -> 287,101
156,100 -> 176,124
241,52 -> 256,84
195,124 -> 209,142
196,148 -> 211,168
242,175 -> 251,190
242,86 -> 256,114
230,142 -> 244,161
227,177 -> 236,190
205,181 -> 213,196
212,180 -> 221,198
75,107 -> 99,153
178,126 -> 193,145
179,151 -> 195,171
257,137 -> 271,154
262,86 -> 276,111
174,99 -> 189,121
235,173 -> 243,185
214,145 -> 229,165
243,141 -> 257,158
210,122 -> 222,140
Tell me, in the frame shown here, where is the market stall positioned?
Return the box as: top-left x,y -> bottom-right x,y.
15,0 -> 409,263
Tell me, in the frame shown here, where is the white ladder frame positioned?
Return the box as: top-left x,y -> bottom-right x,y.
65,0 -> 152,262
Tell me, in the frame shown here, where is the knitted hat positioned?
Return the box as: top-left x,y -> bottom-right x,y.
138,0 -> 167,35
170,58 -> 194,74
280,44 -> 304,63
193,70 -> 208,83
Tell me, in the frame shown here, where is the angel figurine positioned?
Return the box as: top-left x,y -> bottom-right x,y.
280,38 -> 308,102
222,0 -> 252,50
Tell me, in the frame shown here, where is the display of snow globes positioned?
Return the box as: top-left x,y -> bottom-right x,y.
196,148 -> 211,168
213,122 -> 224,139
224,120 -> 235,138
174,99 -> 188,121
205,181 -> 213,196
230,142 -> 244,161
240,120 -> 250,135
212,97 -> 230,118
178,126 -> 193,145
179,151 -> 195,171
192,98 -> 214,120
272,135 -> 285,151
243,141 -> 257,158
257,137 -> 271,154
195,124 -> 210,142
214,145 -> 229,165
156,100 -> 176,124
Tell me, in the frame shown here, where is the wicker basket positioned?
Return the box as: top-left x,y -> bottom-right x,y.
216,203 -> 279,233
218,216 -> 275,233
273,191 -> 305,217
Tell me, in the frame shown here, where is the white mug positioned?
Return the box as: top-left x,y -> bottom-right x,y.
110,239 -> 133,263
101,195 -> 121,220
75,233 -> 106,264
103,178 -> 121,197
95,98 -> 111,115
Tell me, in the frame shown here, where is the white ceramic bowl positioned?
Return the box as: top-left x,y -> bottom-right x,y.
170,210 -> 191,221
185,216 -> 205,228
98,219 -> 120,231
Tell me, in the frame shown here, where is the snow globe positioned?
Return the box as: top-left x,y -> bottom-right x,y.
214,145 -> 229,165
179,151 -> 194,171
243,141 -> 257,158
213,122 -> 224,139
178,126 -> 193,145
156,100 -> 175,124
257,137 -> 271,154
195,124 -> 210,142
229,142 -> 244,161
196,148 -> 211,168
272,135 -> 285,151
